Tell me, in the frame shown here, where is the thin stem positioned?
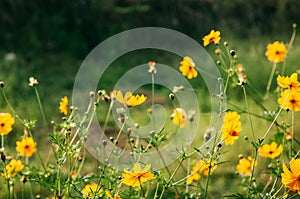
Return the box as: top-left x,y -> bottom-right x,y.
158,186 -> 165,199
291,111 -> 294,157
34,87 -> 48,129
102,100 -> 114,133
282,25 -> 297,75
185,158 -> 190,199
153,182 -> 160,199
247,149 -> 258,196
266,62 -> 277,93
243,86 -> 256,141
1,88 -> 25,126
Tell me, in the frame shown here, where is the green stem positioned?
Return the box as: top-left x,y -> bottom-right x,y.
282,25 -> 297,75
291,111 -> 295,157
1,88 -> 25,126
102,100 -> 114,133
243,86 -> 256,141
34,87 -> 48,129
266,62 -> 277,93
158,186 -> 165,199
247,149 -> 258,196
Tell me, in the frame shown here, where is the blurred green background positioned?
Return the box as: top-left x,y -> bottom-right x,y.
0,1 -> 299,197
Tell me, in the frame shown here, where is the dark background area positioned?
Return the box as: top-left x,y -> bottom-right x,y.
0,0 -> 299,58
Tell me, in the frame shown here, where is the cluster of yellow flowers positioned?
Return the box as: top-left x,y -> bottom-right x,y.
0,113 -> 37,181
277,73 -> 300,111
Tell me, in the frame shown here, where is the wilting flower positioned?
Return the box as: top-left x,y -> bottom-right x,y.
172,85 -> 184,93
1,159 -> 23,179
265,41 -> 287,63
221,112 -> 242,145
236,156 -> 256,176
59,96 -> 68,115
0,113 -> 15,136
277,73 -> 300,91
116,91 -> 147,107
202,30 -> 221,46
179,56 -> 198,79
105,190 -> 122,199
28,77 -> 39,86
122,163 -> 155,187
281,159 -> 300,195
81,183 -> 102,198
148,61 -> 157,74
258,142 -> 283,159
187,159 -> 217,184
278,89 -> 300,111
16,137 -> 37,157
171,108 -> 188,128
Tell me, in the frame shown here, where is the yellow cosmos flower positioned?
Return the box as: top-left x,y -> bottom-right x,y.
277,73 -> 300,91
221,112 -> 242,145
16,137 -> 37,157
105,190 -> 122,199
171,108 -> 188,128
1,159 -> 23,179
0,113 -> 15,136
187,173 -> 200,185
179,56 -> 198,79
265,41 -> 287,63
187,159 -> 217,184
202,29 -> 221,46
281,159 -> 300,195
236,156 -> 256,176
122,163 -> 155,187
258,142 -> 283,159
278,89 -> 300,111
59,96 -> 68,115
81,183 -> 102,198
116,91 -> 147,107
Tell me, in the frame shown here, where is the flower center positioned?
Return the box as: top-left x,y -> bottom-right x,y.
230,130 -> 238,136
275,51 -> 280,55
290,99 -> 296,104
0,123 -> 4,127
24,145 -> 29,149
269,151 -> 274,154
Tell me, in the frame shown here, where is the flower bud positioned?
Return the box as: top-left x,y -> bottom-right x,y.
169,93 -> 175,100
0,81 -> 4,88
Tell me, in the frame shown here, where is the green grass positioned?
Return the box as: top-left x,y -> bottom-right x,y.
0,32 -> 299,198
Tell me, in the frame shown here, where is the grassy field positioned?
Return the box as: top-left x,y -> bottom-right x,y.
0,31 -> 299,198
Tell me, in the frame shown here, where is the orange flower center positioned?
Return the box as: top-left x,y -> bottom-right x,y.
230,130 -> 238,136
290,99 -> 296,104
0,123 -> 4,127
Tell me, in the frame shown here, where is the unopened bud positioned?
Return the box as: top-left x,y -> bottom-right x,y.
293,23 -> 297,28
0,81 -> 4,88
169,93 -> 175,100
230,50 -> 235,56
223,41 -> 228,46
214,49 -> 220,55
89,91 -> 95,97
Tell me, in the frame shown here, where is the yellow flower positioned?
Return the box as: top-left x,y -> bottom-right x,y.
0,113 -> 15,136
221,112 -> 242,145
187,159 -> 217,184
81,183 -> 102,198
202,30 -> 221,46
59,96 -> 68,115
16,137 -> 37,157
122,163 -> 155,187
278,89 -> 300,111
258,142 -> 283,159
277,73 -> 300,91
1,159 -> 23,179
187,173 -> 200,185
105,190 -> 122,199
236,156 -> 256,176
171,108 -> 188,128
281,159 -> 300,195
179,56 -> 198,79
265,41 -> 287,63
116,91 -> 147,107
